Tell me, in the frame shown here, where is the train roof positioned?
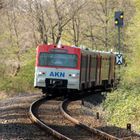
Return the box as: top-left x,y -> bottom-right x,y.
37,44 -> 80,50
37,44 -> 116,55
71,45 -> 116,55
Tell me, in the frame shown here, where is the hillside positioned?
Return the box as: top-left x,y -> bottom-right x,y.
104,0 -> 140,131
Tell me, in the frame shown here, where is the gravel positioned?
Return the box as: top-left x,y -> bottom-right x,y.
67,93 -> 140,140
1,93 -> 140,140
0,93 -> 55,140
37,99 -> 100,140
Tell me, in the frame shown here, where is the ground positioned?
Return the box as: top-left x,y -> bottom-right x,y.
0,93 -> 56,140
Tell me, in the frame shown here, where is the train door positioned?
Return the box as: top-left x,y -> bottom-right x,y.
109,54 -> 115,85
101,54 -> 110,83
80,54 -> 85,82
96,54 -> 102,86
99,56 -> 102,85
108,55 -> 112,85
80,54 -> 86,90
90,53 -> 97,87
85,54 -> 89,88
88,55 -> 91,87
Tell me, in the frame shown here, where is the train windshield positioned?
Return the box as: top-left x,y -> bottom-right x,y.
39,52 -> 78,68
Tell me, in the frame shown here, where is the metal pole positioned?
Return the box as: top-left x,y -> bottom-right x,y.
118,27 -> 121,54
118,27 -> 121,79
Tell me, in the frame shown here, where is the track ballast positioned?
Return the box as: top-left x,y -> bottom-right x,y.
29,95 -> 140,140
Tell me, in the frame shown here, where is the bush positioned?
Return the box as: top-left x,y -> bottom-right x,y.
104,85 -> 140,131
0,58 -> 39,97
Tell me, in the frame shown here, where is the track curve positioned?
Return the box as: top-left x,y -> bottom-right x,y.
29,95 -> 140,140
29,96 -> 71,140
29,96 -> 103,140
60,99 -> 123,140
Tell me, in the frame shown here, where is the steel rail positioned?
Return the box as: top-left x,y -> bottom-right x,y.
132,131 -> 140,137
60,99 -> 123,140
29,96 -> 72,140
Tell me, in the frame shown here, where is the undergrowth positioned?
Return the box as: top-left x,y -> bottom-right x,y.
103,0 -> 140,131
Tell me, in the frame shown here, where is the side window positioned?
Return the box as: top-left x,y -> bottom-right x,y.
39,53 -> 48,66
81,55 -> 86,68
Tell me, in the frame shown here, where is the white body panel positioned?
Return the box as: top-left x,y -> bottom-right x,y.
34,67 -> 80,90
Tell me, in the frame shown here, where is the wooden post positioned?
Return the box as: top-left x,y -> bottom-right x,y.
81,99 -> 84,105
96,112 -> 99,119
127,123 -> 131,131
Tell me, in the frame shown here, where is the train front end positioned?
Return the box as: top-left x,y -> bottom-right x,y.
34,44 -> 81,94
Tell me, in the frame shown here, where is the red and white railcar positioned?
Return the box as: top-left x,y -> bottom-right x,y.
34,44 -> 116,94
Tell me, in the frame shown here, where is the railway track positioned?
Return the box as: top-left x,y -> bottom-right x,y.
63,99 -> 140,140
29,95 -> 140,140
60,99 -> 123,140
29,95 -> 98,140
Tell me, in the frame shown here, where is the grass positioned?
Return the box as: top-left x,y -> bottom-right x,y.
0,55 -> 39,99
103,1 -> 140,131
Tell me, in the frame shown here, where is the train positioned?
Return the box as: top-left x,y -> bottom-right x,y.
34,44 -> 116,94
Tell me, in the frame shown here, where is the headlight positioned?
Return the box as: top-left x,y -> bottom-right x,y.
69,73 -> 79,78
38,72 -> 46,76
71,74 -> 76,77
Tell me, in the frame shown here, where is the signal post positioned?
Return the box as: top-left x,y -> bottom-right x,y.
115,11 -> 124,65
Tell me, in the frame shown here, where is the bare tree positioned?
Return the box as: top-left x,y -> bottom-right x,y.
4,0 -> 21,76
80,0 -> 131,50
26,0 -> 86,45
72,16 -> 80,46
27,0 -> 39,46
0,0 -> 3,9
50,0 -> 87,44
